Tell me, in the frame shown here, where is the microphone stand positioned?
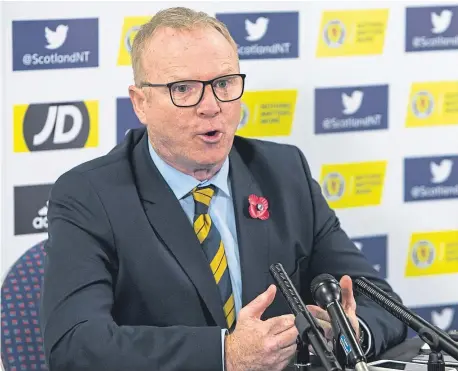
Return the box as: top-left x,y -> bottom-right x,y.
295,312 -> 342,371
418,327 -> 448,371
294,334 -> 311,370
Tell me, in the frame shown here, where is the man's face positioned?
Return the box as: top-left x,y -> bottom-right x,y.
130,26 -> 242,175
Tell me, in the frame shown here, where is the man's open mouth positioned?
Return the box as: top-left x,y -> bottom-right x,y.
199,130 -> 222,142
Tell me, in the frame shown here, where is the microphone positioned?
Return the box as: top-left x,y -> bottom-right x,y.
353,277 -> 458,360
311,274 -> 369,371
269,263 -> 342,371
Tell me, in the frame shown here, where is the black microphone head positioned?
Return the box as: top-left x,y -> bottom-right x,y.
310,273 -> 336,292
310,273 -> 341,309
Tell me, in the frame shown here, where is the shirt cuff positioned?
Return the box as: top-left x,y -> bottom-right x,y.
221,329 -> 228,371
357,317 -> 373,357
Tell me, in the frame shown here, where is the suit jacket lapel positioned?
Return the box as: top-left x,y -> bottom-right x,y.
229,144 -> 272,308
131,131 -> 227,327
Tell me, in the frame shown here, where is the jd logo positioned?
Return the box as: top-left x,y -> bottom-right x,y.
14,100 -> 98,152
24,102 -> 89,150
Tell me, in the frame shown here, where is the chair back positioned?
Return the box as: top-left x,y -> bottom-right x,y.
1,240 -> 47,371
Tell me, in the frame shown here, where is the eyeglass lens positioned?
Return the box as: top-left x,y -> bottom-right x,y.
170,74 -> 244,106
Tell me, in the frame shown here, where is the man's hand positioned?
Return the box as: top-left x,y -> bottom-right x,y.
306,275 -> 360,342
225,284 -> 298,371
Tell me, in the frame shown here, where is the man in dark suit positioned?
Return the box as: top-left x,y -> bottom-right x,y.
40,6 -> 407,371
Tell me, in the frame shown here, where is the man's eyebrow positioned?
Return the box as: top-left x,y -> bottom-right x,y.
165,69 -> 239,82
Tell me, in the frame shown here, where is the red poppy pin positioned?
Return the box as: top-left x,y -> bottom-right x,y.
248,194 -> 270,220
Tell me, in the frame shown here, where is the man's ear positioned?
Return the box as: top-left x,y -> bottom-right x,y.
128,85 -> 148,125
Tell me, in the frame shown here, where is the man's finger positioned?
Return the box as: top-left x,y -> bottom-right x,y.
315,317 -> 331,329
242,284 -> 277,319
272,325 -> 299,349
265,314 -> 295,335
278,343 -> 299,365
306,305 -> 331,322
340,275 -> 356,313
315,318 -> 333,340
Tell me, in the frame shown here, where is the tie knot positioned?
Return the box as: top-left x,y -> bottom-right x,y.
192,185 -> 217,215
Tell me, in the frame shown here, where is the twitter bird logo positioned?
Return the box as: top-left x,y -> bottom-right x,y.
430,159 -> 453,184
353,241 -> 363,251
431,10 -> 453,34
342,91 -> 364,115
432,308 -> 455,330
45,24 -> 69,49
245,17 -> 269,41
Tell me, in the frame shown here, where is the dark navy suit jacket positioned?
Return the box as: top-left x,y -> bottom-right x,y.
41,128 -> 407,371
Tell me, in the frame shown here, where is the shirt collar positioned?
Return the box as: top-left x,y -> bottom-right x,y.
148,140 -> 231,200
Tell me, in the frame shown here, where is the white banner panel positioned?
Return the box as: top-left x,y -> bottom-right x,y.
2,0 -> 458,336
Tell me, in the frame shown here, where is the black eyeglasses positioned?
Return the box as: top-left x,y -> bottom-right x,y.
140,73 -> 246,108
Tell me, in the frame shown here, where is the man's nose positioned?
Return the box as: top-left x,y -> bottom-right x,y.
197,84 -> 220,117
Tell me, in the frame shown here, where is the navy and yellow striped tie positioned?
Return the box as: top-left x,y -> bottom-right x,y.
191,185 -> 236,330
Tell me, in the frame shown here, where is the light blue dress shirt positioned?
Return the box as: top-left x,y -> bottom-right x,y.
148,141 -> 373,367
148,141 -> 241,369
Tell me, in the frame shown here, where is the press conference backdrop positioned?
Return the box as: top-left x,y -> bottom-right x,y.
2,1 -> 458,337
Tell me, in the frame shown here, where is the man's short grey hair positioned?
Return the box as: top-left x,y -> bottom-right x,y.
131,7 -> 238,86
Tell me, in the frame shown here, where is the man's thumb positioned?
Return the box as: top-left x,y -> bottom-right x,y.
243,284 -> 276,319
